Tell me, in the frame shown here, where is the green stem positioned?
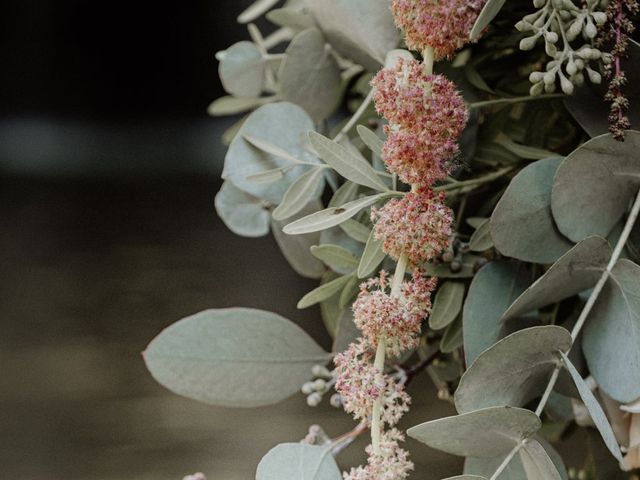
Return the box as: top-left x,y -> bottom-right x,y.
334,88 -> 375,144
469,93 -> 565,109
434,167 -> 515,192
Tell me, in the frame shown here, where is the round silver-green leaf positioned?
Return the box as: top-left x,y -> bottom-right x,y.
256,443 -> 342,480
215,181 -> 271,238
218,41 -> 265,98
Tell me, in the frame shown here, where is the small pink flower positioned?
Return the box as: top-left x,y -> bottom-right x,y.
333,339 -> 410,426
391,0 -> 487,59
343,429 -> 414,480
372,60 -> 469,136
352,271 -> 436,357
372,189 -> 453,267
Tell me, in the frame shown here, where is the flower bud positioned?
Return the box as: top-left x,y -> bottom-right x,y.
544,71 -> 556,85
520,35 -> 538,51
329,393 -> 342,408
530,81 -> 545,96
311,365 -> 331,378
313,378 -> 327,391
560,75 -> 574,95
592,12 -> 607,25
566,61 -> 578,76
307,392 -> 322,407
301,382 -> 315,395
586,67 -> 602,84
584,19 -> 597,39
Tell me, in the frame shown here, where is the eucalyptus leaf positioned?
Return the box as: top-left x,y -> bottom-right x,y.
551,131 -> 640,242
339,219 -> 371,243
272,200 -> 325,279
357,229 -> 386,279
208,95 -> 275,116
357,125 -> 384,156
469,218 -> 494,252
319,225 -> 364,259
308,132 -> 389,192
407,406 -> 541,458
218,41 -> 265,98
502,237 -> 611,321
284,193 -> 390,235
237,0 -> 280,23
443,476 -> 487,480
305,0 -> 399,71
310,244 -> 360,271
297,274 -> 354,309
440,316 -> 464,354
272,167 -> 326,221
464,438 -> 568,480
144,308 -> 331,408
280,29 -> 341,122
463,262 -> 531,365
243,134 -> 303,164
256,443 -> 342,480
332,310 -> 359,353
455,326 -> 572,414
329,181 -> 359,208
339,274 -> 359,309
560,352 -> 623,462
320,272 -> 342,337
470,0 -> 506,40
496,136 -> 556,160
430,282 -> 465,330
519,439 -> 562,480
215,181 -> 271,238
266,8 -> 315,31
467,217 -> 488,229
223,102 -> 320,204
491,157 -> 573,263
583,259 -> 640,403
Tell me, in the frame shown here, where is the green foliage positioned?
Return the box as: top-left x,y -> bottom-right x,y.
256,443 -> 342,480
429,282 -> 465,330
143,309 -> 331,408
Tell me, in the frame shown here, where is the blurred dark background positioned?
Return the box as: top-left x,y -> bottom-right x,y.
0,2 -> 461,479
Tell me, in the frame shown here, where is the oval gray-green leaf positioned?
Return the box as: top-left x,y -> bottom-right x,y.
455,326 -> 572,414
272,200 -> 324,279
272,167 -> 326,221
430,282 -> 465,330
332,309 -> 360,353
491,157 -> 573,263
208,95 -> 275,116
470,0 -> 506,40
297,274 -> 354,309
358,229 -> 386,278
280,29 -> 341,122
219,41 -> 265,98
407,406 -> 541,458
465,438 -> 568,480
284,193 -> 389,235
469,218 -> 494,252
215,181 -> 271,238
463,262 -> 531,365
223,102 -> 319,204
551,131 -> 640,242
340,219 -> 371,243
502,236 -> 611,321
519,439 -> 562,480
561,352 -> 623,462
310,244 -> 360,271
143,308 -> 331,408
440,316 -> 464,354
305,0 -> 399,71
309,132 -> 388,192
583,259 -> 640,403
266,8 -> 316,31
256,443 -> 342,480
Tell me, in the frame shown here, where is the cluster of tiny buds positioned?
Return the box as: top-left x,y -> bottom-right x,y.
301,364 -> 337,407
302,424 -> 332,446
518,0 -> 608,95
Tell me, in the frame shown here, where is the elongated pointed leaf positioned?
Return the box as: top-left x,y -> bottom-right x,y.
340,219 -> 371,243
561,352 -> 623,462
430,282 -> 465,330
470,0 -> 506,40
237,0 -> 280,23
443,476 -> 487,480
519,439 -> 562,480
284,193 -> 389,235
358,229 -> 386,278
256,443 -> 342,480
144,308 -> 331,408
502,237 -> 611,321
309,132 -> 388,191
551,131 -> 640,242
440,316 -> 464,353
491,157 -> 573,263
272,167 -> 325,221
408,406 -> 541,458
583,259 -> 640,403
280,29 -> 341,122
455,326 -> 572,414
243,134 -> 303,164
463,262 -> 531,365
357,125 -> 384,156
469,218 -> 494,252
298,274 -> 354,309
311,244 -> 360,271
215,181 -> 271,238
208,95 -> 275,116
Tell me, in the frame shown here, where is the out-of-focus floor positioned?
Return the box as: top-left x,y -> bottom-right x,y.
0,176 -> 462,480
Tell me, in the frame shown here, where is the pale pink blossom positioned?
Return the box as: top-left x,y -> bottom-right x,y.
391,0 -> 487,59
372,189 -> 453,267
343,429 -> 414,480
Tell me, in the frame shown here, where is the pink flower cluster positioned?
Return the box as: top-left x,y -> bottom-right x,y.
372,189 -> 452,268
353,271 -> 437,356
371,58 -> 468,185
334,338 -> 411,427
343,429 -> 413,480
391,0 -> 487,60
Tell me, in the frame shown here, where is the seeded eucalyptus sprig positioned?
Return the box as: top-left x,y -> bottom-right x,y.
517,0 -> 608,95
